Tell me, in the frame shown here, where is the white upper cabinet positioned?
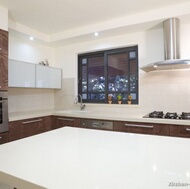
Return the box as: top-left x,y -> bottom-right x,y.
8,59 -> 36,88
36,65 -> 62,89
8,60 -> 62,89
49,67 -> 62,89
36,65 -> 50,88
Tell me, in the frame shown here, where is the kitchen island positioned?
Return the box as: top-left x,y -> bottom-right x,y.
0,127 -> 190,189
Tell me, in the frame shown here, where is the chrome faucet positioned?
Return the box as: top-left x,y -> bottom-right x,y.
74,94 -> 86,110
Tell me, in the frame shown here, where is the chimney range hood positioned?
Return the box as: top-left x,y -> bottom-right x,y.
141,18 -> 190,72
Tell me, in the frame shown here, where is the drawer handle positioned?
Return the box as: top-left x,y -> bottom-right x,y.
0,100 -> 6,103
58,118 -> 74,122
0,137 -> 2,139
186,128 -> 190,131
22,119 -> 43,124
124,123 -> 153,128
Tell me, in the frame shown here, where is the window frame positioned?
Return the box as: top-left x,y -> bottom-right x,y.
78,46 -> 139,104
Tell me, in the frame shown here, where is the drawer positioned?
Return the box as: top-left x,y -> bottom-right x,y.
170,125 -> 190,138
52,116 -> 80,129
114,121 -> 170,136
80,119 -> 113,131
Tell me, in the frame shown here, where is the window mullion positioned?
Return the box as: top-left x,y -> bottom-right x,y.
104,52 -> 108,103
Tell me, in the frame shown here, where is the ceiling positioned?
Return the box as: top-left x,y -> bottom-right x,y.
1,0 -> 190,35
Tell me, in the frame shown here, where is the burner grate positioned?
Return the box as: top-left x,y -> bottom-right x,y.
164,112 -> 178,119
149,111 -> 164,118
179,112 -> 190,120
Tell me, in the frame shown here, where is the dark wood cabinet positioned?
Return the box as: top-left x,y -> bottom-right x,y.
0,29 -> 8,91
0,132 -> 9,144
52,116 -> 80,129
9,116 -> 53,141
114,121 -> 170,136
170,125 -> 190,138
0,29 -> 8,55
8,113 -> 190,141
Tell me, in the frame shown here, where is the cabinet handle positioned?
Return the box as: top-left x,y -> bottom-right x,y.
0,137 -> 2,139
0,48 -> 1,51
58,118 -> 74,122
186,128 -> 190,131
22,119 -> 43,124
124,123 -> 153,128
0,100 -> 6,103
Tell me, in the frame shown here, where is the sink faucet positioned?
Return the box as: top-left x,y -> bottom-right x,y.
74,94 -> 86,110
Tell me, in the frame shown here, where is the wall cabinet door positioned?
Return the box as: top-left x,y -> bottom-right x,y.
114,121 -> 170,136
0,29 -> 8,55
52,116 -> 80,129
9,60 -> 62,89
8,59 -> 36,88
0,54 -> 8,90
36,65 -> 62,89
0,29 -> 8,91
9,116 -> 53,141
170,125 -> 190,138
49,67 -> 62,89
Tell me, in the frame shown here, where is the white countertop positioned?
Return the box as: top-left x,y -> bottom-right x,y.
53,110 -> 190,125
9,110 -> 190,125
0,127 -> 190,189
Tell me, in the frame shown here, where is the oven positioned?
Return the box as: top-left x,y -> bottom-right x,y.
0,91 -> 8,133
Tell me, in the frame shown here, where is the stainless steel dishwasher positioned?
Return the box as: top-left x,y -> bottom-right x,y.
80,119 -> 113,130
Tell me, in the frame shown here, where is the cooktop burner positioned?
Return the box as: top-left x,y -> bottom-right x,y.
144,111 -> 190,120
164,112 -> 178,119
149,111 -> 164,118
179,112 -> 190,120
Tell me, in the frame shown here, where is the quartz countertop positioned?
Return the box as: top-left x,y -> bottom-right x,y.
53,110 -> 190,125
0,127 -> 190,189
9,109 -> 190,125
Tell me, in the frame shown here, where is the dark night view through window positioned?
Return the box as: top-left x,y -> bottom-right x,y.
78,46 -> 138,104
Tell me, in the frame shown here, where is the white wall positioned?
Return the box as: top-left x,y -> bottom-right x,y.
54,23 -> 190,115
55,29 -> 164,78
9,36 -> 55,65
0,5 -> 8,31
8,36 -> 55,114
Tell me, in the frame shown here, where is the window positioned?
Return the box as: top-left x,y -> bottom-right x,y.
78,46 -> 138,104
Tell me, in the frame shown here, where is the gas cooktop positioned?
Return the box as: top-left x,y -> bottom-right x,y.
143,111 -> 190,120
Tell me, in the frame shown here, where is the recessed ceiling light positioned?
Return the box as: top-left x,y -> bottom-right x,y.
153,64 -> 158,68
94,32 -> 99,37
30,36 -> 34,40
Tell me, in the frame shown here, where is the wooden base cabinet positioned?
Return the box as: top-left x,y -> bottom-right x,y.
52,116 -> 80,129
114,121 -> 170,136
9,116 -> 52,141
0,132 -> 9,144
170,125 -> 190,138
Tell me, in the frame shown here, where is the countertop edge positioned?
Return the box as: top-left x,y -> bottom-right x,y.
8,110 -> 190,126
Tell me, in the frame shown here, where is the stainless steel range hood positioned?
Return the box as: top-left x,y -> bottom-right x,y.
141,18 -> 190,72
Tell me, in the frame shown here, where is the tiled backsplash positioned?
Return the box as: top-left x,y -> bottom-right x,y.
8,88 -> 54,114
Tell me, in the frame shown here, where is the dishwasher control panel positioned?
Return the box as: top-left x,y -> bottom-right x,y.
80,119 -> 113,130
